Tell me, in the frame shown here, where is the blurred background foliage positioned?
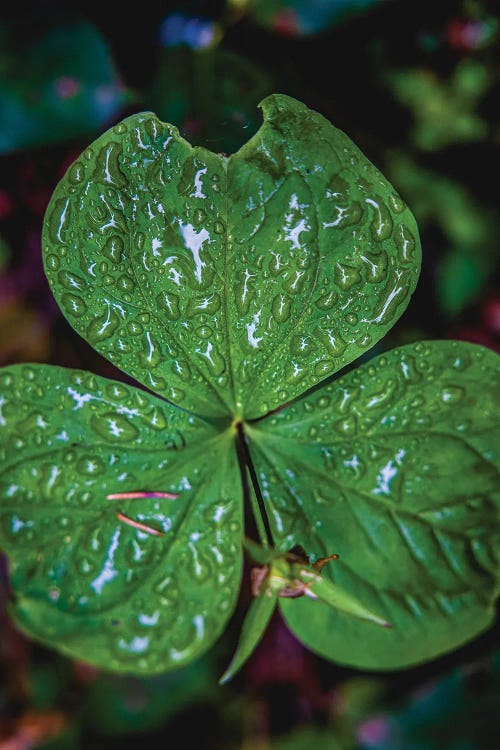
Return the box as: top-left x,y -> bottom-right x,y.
0,0 -> 498,748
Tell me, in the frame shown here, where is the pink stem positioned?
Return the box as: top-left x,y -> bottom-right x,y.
106,491 -> 178,500
116,512 -> 165,537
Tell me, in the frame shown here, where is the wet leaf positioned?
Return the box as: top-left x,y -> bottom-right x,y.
42,93 -> 420,419
0,365 -> 241,673
248,341 -> 500,668
1,95 -> 498,676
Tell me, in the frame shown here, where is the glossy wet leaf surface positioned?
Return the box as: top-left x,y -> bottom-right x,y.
43,93 -> 420,419
248,341 -> 500,668
1,94 -> 498,676
0,365 -> 242,673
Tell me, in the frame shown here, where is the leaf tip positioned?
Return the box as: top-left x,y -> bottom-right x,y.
218,668 -> 233,686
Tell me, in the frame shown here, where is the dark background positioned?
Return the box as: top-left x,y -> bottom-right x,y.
0,1 -> 499,748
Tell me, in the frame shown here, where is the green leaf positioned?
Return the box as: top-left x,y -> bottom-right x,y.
42,93 -> 420,420
219,589 -> 277,684
248,341 -> 500,669
0,20 -> 129,153
437,251 -> 487,317
4,94 -> 497,678
299,569 -> 391,628
0,364 -> 242,673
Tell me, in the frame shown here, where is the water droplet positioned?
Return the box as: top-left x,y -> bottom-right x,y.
78,557 -> 94,574
389,192 -> 406,213
61,293 -> 87,318
157,292 -> 180,320
193,208 -> 206,224
322,329 -> 347,357
369,270 -> 410,326
0,372 -> 13,388
77,490 -> 92,506
93,142 -> 125,187
116,275 -> 136,294
22,367 -> 36,381
366,196 -> 393,241
272,293 -> 292,323
58,270 -> 87,292
91,412 -> 139,442
188,548 -> 212,582
284,269 -> 308,295
138,332 -> 162,368
394,223 -> 416,264
414,342 -> 430,355
334,263 -> 361,291
334,415 -> 357,436
415,414 -> 432,428
196,325 -> 213,339
102,235 -> 125,264
68,161 -> 85,185
409,395 -> 425,409
87,309 -> 120,342
46,196 -> 72,245
135,232 -> 145,251
441,385 -> 465,404
142,406 -> 167,430
198,346 -> 226,377
45,254 -> 60,271
77,455 -> 105,476
290,335 -> 315,357
314,359 -> 334,378
105,383 -> 128,401
169,386 -> 185,402
127,320 -> 143,336
451,352 -> 472,371
360,251 -> 388,283
214,220 -> 225,234
172,359 -> 192,382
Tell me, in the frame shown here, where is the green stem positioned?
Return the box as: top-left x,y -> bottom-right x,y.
236,423 -> 273,548
246,467 -> 270,549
